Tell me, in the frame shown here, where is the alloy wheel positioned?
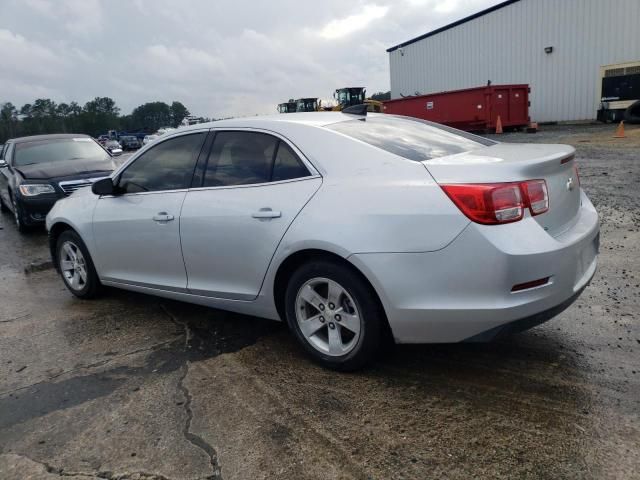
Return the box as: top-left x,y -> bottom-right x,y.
295,277 -> 362,356
59,241 -> 88,291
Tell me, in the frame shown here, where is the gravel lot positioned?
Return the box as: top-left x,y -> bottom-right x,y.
0,125 -> 638,479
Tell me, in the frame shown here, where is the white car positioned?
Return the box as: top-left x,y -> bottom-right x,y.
46,112 -> 599,370
142,134 -> 158,145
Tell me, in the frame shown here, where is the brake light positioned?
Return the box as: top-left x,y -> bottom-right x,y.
441,180 -> 549,225
521,180 -> 549,216
441,183 -> 524,225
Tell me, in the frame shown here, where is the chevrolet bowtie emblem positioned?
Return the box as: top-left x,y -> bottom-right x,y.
566,177 -> 574,191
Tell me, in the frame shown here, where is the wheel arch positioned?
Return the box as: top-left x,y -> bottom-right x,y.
48,221 -> 75,270
272,248 -> 391,337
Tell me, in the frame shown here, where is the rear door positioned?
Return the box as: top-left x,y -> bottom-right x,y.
92,131 -> 207,290
180,130 -> 321,300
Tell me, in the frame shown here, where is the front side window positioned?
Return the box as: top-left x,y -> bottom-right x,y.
203,131 -> 309,187
118,132 -> 205,193
327,115 -> 496,162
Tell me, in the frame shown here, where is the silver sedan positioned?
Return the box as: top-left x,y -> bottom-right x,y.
46,112 -> 599,370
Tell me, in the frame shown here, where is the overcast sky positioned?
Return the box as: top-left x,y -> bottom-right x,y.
0,0 -> 499,118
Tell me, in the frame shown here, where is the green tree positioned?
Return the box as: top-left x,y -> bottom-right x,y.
130,101 -> 172,132
370,91 -> 391,101
0,102 -> 19,140
169,101 -> 190,127
81,96 -> 120,136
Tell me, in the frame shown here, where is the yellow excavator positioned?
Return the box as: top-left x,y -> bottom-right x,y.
277,100 -> 297,113
328,87 -> 384,113
278,89 -> 383,113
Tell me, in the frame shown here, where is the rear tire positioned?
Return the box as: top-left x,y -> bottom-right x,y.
56,230 -> 101,299
284,259 -> 385,371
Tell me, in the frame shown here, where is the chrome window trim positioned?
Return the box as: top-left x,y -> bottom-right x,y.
187,174 -> 321,193
99,188 -> 189,199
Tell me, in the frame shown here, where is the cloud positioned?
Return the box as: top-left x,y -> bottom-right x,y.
318,4 -> 389,40
0,29 -> 66,78
20,0 -> 104,36
1,0 -> 501,117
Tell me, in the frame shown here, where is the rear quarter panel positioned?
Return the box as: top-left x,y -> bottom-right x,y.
271,123 -> 470,254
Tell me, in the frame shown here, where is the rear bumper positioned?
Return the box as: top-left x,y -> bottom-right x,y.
349,189 -> 599,343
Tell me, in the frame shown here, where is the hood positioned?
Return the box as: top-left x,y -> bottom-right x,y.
15,157 -> 116,180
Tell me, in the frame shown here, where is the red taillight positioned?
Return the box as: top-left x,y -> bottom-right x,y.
441,183 -> 524,225
521,179 -> 549,216
441,180 -> 549,225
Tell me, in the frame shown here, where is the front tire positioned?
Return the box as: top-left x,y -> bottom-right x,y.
284,259 -> 385,371
0,192 -> 8,213
11,194 -> 31,233
56,230 -> 101,299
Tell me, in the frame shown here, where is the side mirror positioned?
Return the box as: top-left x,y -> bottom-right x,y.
92,177 -> 116,195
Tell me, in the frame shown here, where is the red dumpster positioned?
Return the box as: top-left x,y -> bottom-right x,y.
382,84 -> 529,132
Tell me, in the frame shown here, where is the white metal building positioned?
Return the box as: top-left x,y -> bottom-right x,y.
387,0 -> 640,122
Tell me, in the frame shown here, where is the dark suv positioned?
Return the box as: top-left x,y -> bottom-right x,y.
119,136 -> 141,150
0,134 -> 116,232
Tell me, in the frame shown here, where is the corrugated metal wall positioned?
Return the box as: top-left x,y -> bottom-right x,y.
388,0 -> 640,122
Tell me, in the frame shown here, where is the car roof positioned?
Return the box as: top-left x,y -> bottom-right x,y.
174,112 -> 370,134
8,133 -> 91,144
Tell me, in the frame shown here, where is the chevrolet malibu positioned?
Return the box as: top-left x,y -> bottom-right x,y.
46,112 -> 599,370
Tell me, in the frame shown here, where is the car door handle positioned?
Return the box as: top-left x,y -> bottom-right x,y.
251,208 -> 281,219
153,212 -> 174,222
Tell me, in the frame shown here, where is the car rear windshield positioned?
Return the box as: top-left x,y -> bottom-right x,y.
14,138 -> 110,166
326,115 -> 496,162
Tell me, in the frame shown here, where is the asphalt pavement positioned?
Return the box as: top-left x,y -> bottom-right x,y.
0,126 -> 638,479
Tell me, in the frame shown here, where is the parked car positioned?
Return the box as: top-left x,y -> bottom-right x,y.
104,140 -> 123,155
0,134 -> 117,232
142,134 -> 158,145
46,113 -> 599,370
97,135 -> 109,146
119,136 -> 141,151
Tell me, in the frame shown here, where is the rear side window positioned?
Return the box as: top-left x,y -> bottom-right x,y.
326,115 -> 496,162
203,131 -> 309,187
118,132 -> 205,193
272,142 -> 309,182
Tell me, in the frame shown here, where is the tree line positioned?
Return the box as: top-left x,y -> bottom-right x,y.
0,97 -> 198,143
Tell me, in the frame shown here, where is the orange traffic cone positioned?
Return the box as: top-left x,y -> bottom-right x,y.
495,115 -> 503,134
613,120 -> 625,138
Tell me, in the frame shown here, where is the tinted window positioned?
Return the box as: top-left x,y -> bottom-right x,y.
327,115 -> 496,162
203,132 -> 278,187
14,138 -> 110,166
118,132 -> 205,193
272,142 -> 309,182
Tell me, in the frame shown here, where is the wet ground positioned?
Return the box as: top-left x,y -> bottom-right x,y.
0,124 -> 638,479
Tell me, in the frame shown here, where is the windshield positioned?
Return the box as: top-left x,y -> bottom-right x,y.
326,115 -> 496,162
14,138 -> 110,166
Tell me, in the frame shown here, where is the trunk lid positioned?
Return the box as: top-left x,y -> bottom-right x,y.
423,143 -> 580,237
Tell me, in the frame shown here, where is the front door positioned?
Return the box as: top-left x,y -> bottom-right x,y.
180,130 -> 321,300
92,131 -> 207,291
